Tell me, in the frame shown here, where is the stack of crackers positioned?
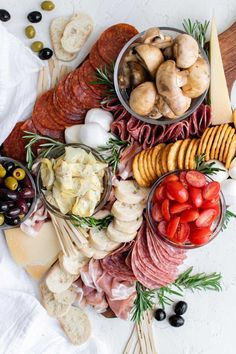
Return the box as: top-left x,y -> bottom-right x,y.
133,123 -> 236,188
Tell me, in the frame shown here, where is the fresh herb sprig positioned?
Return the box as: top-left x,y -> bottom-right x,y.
71,214 -> 113,230
132,267 -> 222,322
195,153 -> 225,175
98,137 -> 130,172
23,131 -> 64,170
222,207 -> 236,230
183,19 -> 210,48
90,64 -> 116,101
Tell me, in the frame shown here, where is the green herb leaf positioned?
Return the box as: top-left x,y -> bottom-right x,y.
71,214 -> 113,230
98,137 -> 130,172
222,207 -> 236,230
90,64 -> 117,101
131,282 -> 156,323
183,19 -> 210,48
195,153 -> 225,175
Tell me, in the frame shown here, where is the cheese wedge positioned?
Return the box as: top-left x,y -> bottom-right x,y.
5,222 -> 61,280
210,17 -> 232,124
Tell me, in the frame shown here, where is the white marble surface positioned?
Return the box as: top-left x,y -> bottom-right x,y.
0,0 -> 236,353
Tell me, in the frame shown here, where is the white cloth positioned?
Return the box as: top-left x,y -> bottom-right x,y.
0,22 -> 43,145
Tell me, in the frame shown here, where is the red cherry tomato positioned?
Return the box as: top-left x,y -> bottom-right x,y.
180,208 -> 199,223
212,204 -> 220,218
162,174 -> 179,184
157,220 -> 167,237
189,227 -> 212,245
189,187 -> 203,208
167,216 -> 180,240
151,203 -> 163,222
153,184 -> 166,203
201,198 -> 219,209
166,191 -> 175,200
166,181 -> 189,203
186,171 -> 206,188
173,223 -> 190,244
161,199 -> 170,221
179,171 -> 188,189
195,209 -> 217,228
170,202 -> 192,214
202,181 -> 220,200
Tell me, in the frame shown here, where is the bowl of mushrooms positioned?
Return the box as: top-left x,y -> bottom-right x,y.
114,27 -> 210,125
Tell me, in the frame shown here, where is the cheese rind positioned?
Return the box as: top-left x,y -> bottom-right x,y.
210,17 -> 232,125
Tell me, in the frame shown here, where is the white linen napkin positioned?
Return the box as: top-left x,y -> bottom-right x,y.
0,23 -> 43,145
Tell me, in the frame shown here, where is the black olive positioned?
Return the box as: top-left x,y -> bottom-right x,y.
169,315 -> 185,327
6,207 -> 21,218
38,47 -> 53,60
3,161 -> 15,173
0,9 -> 11,22
5,216 -> 20,226
154,309 -> 166,321
174,301 -> 188,316
0,201 -> 9,212
27,11 -> 42,23
0,188 -> 18,201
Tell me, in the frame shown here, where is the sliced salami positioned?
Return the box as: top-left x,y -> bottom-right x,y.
89,43 -> 108,70
81,59 -> 107,98
3,122 -> 26,163
78,63 -> 101,99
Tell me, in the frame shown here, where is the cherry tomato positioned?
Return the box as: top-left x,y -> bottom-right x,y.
157,220 -> 167,237
212,204 -> 220,218
153,184 -> 166,203
189,227 -> 212,245
189,187 -> 203,208
202,181 -> 220,200
179,171 -> 188,189
173,223 -> 190,244
166,181 -> 189,203
186,171 -> 206,188
152,203 -> 163,222
201,198 -> 219,209
162,174 -> 179,184
166,191 -> 175,200
195,209 -> 217,228
170,202 -> 192,214
180,209 -> 199,223
167,217 -> 180,240
161,199 -> 170,221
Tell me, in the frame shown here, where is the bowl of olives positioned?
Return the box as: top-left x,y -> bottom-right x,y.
0,157 -> 36,229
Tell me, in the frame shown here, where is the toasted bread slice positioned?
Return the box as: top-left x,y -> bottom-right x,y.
45,262 -> 77,293
54,286 -> 77,305
59,252 -> 88,275
40,282 -> 70,317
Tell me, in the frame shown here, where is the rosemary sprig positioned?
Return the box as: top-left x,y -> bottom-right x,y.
98,137 -> 130,172
195,153 -> 225,175
222,207 -> 236,230
71,214 -> 113,230
183,19 -> 210,48
90,64 -> 117,100
132,267 -> 222,322
23,131 -> 64,170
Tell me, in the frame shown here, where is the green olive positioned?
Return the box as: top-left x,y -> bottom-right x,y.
31,41 -> 44,53
25,25 -> 36,39
41,1 -> 55,11
0,164 -> 6,178
13,168 -> 26,181
0,214 -> 5,226
4,176 -> 18,191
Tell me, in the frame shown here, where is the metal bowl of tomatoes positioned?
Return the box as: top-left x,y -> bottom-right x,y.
147,170 -> 226,249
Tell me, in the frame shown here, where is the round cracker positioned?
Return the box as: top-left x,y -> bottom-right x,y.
206,126 -> 219,160
189,139 -> 200,169
200,127 -> 214,158
219,126 -> 232,162
233,109 -> 236,129
197,128 -> 210,155
138,150 -> 150,185
209,125 -> 223,160
178,139 -> 191,169
167,140 -> 183,172
132,153 -> 148,187
156,148 -> 165,177
151,144 -> 165,176
223,128 -> 235,162
146,149 -> 156,181
162,144 -> 173,173
143,149 -> 153,182
185,139 -> 196,169
214,124 -> 229,160
225,134 -> 236,169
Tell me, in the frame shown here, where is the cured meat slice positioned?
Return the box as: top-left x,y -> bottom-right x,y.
89,43 -> 108,70
3,122 -> 26,163
78,63 -> 101,99
81,59 -> 107,98
97,23 -> 138,64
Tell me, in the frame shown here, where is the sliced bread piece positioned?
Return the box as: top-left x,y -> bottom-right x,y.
59,252 -> 88,275
59,306 -> 91,345
111,200 -> 144,222
113,216 -> 143,234
115,180 -> 149,204
54,286 -> 77,305
89,228 -> 120,252
45,261 -> 77,293
61,13 -> 93,54
107,222 -> 136,243
40,282 -> 70,317
50,16 -> 77,61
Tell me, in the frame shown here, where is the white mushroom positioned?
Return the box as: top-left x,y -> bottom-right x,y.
173,34 -> 199,68
143,27 -> 173,49
135,44 -> 164,77
129,81 -> 157,116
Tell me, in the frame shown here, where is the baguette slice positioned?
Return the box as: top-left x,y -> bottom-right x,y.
107,222 -> 136,243
111,200 -> 144,222
46,262 -> 77,293
89,228 -> 120,252
115,180 -> 149,204
54,286 -> 77,305
59,306 -> 91,345
40,283 -> 70,317
59,252 -> 88,275
113,216 -> 143,234
61,13 -> 93,54
50,16 -> 77,61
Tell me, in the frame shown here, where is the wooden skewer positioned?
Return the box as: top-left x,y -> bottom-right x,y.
50,213 -> 69,256
123,325 -> 136,354
65,220 -> 89,244
136,321 -> 147,354
56,218 -> 78,256
61,219 -> 88,249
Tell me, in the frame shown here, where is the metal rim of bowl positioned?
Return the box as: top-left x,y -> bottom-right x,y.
114,27 -> 209,126
146,170 -> 226,249
0,157 -> 37,230
36,143 -> 112,220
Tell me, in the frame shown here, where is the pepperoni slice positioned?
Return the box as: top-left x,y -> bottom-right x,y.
81,59 -> 107,98
89,43 -> 108,69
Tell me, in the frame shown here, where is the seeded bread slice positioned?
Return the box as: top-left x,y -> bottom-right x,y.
40,283 -> 70,317
54,286 -> 77,305
45,262 -> 77,293
59,306 -> 91,345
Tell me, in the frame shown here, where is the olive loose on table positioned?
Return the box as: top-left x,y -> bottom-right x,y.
154,309 -> 166,321
25,25 -> 36,39
174,301 -> 188,316
39,47 -> 53,60
41,1 -> 55,11
0,9 -> 11,22
27,11 -> 42,23
31,41 -> 44,53
169,315 -> 185,327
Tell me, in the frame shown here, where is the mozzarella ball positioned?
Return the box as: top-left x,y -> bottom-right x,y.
85,108 -> 113,131
77,123 -> 110,148
65,125 -> 82,144
221,179 -> 236,206
229,158 -> 236,180
207,160 -> 229,182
